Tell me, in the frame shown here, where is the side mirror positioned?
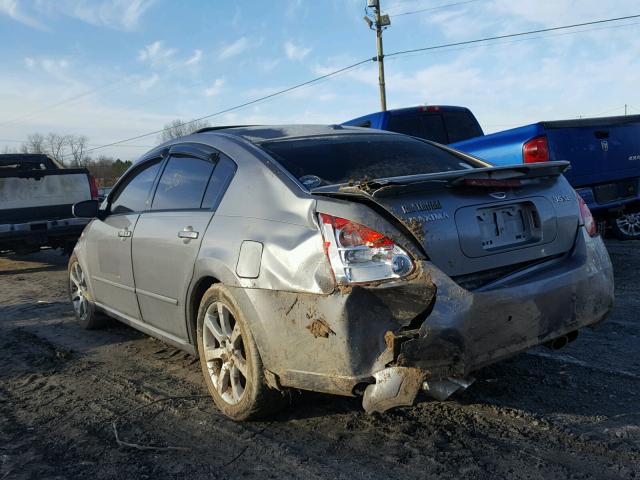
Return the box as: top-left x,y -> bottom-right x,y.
73,199 -> 100,218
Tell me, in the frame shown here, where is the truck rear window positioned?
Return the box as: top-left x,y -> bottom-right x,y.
260,134 -> 478,187
386,111 -> 483,144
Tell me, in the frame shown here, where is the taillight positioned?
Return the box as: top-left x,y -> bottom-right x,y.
523,135 -> 549,164
88,175 -> 99,200
319,213 -> 414,285
576,192 -> 597,237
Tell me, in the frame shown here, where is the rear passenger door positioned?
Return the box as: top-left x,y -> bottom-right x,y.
131,143 -> 235,341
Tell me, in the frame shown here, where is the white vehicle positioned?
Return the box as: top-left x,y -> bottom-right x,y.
0,154 -> 97,254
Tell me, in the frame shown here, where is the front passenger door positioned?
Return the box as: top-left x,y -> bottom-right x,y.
86,159 -> 162,320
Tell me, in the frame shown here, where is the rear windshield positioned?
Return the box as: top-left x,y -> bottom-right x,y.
260,134 -> 478,187
386,111 -> 483,144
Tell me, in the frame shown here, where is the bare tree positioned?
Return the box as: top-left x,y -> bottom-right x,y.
158,118 -> 211,143
2,145 -> 18,154
68,135 -> 89,167
21,133 -> 46,154
45,132 -> 69,165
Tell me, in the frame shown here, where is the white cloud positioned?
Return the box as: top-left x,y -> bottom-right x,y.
138,41 -> 176,67
284,40 -> 311,61
218,37 -> 251,60
185,49 -> 203,66
23,56 -> 74,83
0,0 -> 45,29
204,78 -> 225,97
54,0 -> 156,30
139,73 -> 159,91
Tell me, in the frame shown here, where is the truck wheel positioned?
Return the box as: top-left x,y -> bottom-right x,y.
196,284 -> 287,421
68,254 -> 106,329
611,212 -> 640,240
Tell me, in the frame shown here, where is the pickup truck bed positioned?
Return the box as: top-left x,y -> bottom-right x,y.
451,115 -> 640,238
1,154 -> 94,254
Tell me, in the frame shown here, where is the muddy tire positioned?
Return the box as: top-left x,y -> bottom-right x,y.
68,254 -> 107,329
610,212 -> 640,240
196,284 -> 287,421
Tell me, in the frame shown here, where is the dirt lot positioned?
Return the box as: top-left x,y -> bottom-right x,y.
1,242 -> 638,479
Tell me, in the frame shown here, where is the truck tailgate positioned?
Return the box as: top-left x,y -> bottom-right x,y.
545,115 -> 640,187
0,170 -> 91,223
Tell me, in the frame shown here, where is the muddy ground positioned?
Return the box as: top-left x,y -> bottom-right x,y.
0,242 -> 638,480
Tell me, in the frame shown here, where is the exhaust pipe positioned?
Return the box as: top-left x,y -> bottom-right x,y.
544,330 -> 579,350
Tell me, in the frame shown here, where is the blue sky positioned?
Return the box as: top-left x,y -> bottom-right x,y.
1,0 -> 639,160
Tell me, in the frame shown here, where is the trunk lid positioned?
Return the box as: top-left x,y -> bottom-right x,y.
313,162 -> 580,279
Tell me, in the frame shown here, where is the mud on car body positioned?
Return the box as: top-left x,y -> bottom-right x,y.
69,125 -> 614,420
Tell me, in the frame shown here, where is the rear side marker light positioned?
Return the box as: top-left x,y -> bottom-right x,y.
319,213 -> 414,285
576,192 -> 597,237
523,135 -> 549,164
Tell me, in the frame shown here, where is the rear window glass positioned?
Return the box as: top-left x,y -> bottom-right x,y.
387,114 -> 447,143
260,134 -> 477,187
442,111 -> 483,143
386,111 -> 483,144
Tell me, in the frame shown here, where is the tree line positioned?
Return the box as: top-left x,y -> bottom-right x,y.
2,118 -> 212,185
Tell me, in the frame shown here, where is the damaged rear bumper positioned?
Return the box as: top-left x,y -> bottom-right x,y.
236,228 -> 613,412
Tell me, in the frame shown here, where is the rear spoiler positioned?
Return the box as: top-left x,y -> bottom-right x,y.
311,161 -> 570,198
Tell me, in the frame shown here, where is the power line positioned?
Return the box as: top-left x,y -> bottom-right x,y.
382,20 -> 639,61
0,76 -> 131,127
62,13 -> 640,158
390,0 -> 481,17
386,14 -> 640,58
63,58 -> 373,159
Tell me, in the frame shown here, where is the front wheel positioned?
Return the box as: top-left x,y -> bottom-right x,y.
611,212 -> 640,240
196,284 -> 287,421
68,254 -> 107,329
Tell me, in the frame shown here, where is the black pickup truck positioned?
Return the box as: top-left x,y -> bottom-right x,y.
0,154 -> 97,254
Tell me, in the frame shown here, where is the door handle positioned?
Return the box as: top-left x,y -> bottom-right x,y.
118,229 -> 132,238
178,229 -> 199,240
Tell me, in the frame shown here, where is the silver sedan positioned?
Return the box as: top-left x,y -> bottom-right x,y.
69,125 -> 614,420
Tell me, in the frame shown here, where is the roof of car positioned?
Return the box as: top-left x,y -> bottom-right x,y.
195,124 -> 392,144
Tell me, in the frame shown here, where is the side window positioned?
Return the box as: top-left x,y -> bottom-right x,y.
151,156 -> 215,211
110,159 -> 162,215
201,154 -> 237,210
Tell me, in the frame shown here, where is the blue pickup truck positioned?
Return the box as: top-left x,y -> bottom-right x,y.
343,106 -> 640,239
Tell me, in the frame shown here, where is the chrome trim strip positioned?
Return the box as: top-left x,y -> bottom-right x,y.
135,288 -> 179,305
92,275 -> 135,293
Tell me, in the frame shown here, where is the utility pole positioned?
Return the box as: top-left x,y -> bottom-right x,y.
625,104 -> 628,116
364,0 -> 390,111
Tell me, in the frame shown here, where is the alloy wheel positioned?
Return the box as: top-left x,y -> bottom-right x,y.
69,262 -> 89,320
615,212 -> 640,238
202,301 -> 248,405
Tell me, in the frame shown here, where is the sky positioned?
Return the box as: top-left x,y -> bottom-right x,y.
0,0 -> 639,160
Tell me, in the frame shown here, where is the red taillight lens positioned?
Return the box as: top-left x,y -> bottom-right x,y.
319,214 -> 414,284
88,175 -> 99,200
523,135 -> 549,164
576,192 -> 597,237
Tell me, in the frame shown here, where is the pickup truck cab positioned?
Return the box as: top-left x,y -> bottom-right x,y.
343,105 -> 484,144
344,108 -> 640,239
0,154 -> 97,254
